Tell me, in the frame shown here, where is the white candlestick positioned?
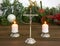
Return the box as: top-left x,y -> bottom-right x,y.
12,21 -> 18,33
42,21 -> 49,33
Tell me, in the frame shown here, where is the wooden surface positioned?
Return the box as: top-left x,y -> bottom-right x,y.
0,23 -> 60,46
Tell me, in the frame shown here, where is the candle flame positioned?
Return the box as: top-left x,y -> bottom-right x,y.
44,21 -> 47,24
14,21 -> 16,24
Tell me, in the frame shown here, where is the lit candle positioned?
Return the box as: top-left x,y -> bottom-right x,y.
12,21 -> 18,33
42,21 -> 49,33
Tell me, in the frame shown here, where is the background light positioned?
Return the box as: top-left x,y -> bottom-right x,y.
18,0 -> 60,8
0,0 -> 60,8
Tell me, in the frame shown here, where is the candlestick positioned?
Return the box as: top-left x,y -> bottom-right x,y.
41,21 -> 50,38
10,21 -> 20,37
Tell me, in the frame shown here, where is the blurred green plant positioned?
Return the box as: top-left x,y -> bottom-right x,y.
0,0 -> 24,25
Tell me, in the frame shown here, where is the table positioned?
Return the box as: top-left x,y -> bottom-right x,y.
0,23 -> 60,46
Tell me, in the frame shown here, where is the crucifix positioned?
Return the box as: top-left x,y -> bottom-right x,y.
25,0 -> 36,44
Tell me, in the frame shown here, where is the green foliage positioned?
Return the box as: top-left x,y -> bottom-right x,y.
50,7 -> 57,15
0,16 -> 10,25
25,6 -> 39,14
1,0 -> 60,25
45,7 -> 50,15
22,16 -> 29,23
0,0 -> 24,25
59,8 -> 60,13
32,16 -> 40,22
2,0 -> 10,7
0,16 -> 2,24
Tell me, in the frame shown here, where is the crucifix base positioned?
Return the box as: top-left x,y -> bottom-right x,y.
25,38 -> 36,44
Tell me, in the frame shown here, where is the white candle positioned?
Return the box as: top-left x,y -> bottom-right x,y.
42,21 -> 49,33
12,21 -> 18,33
